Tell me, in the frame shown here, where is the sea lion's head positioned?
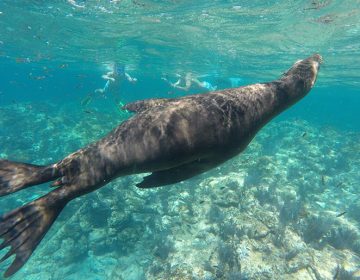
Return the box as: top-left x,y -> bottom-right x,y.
282,54 -> 322,91
278,54 -> 322,105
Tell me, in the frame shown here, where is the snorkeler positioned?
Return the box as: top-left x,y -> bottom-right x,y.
95,63 -> 137,95
86,63 -> 137,109
163,72 -> 217,92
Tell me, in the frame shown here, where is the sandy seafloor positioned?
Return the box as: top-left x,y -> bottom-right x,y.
0,102 -> 360,280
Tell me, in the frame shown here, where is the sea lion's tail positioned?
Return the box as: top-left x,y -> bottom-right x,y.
0,159 -> 60,197
0,188 -> 68,277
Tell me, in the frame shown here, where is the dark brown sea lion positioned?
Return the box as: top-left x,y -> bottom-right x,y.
0,54 -> 322,277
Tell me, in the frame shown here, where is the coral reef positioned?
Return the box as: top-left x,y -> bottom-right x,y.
0,102 -> 359,279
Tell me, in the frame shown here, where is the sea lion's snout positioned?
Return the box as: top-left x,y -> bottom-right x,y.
278,54 -> 322,105
311,53 -> 323,64
296,53 -> 322,75
309,54 -> 322,73
283,54 -> 322,91
308,54 -> 322,87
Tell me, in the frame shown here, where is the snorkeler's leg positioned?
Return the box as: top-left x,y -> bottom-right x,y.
172,79 -> 181,87
190,78 -> 204,87
94,80 -> 110,98
94,88 -> 104,94
171,79 -> 191,91
108,90 -> 123,111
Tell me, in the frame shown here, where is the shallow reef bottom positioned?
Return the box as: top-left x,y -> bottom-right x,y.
0,102 -> 359,280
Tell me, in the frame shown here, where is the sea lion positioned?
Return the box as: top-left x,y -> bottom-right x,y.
0,54 -> 322,277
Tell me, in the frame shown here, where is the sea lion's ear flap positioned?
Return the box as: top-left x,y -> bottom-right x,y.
122,98 -> 175,113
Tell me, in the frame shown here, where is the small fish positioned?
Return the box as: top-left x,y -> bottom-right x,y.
335,182 -> 344,188
132,0 -> 146,7
220,186 -> 225,190
314,15 -> 335,24
199,200 -> 205,204
81,95 -> 92,106
302,132 -> 307,137
59,64 -> 68,69
15,57 -> 30,63
336,211 -> 346,218
34,76 -> 46,80
321,175 -> 326,185
304,0 -> 330,11
83,110 -> 93,114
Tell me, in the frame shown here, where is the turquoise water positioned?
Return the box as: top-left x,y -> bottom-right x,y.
0,1 -> 360,279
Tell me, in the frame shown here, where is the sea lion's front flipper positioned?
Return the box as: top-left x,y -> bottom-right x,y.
0,188 -> 68,277
137,159 -> 216,188
122,98 -> 176,113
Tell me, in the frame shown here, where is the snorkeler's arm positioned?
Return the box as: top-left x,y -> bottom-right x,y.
171,78 -> 191,91
125,73 -> 137,83
162,77 -> 180,88
95,80 -> 110,95
102,72 -> 115,82
173,79 -> 181,86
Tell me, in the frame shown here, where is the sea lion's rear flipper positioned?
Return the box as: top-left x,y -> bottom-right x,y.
0,189 -> 67,277
0,160 -> 60,197
137,159 -> 215,188
122,98 -> 175,113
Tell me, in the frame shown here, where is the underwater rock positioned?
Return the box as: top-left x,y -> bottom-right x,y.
325,223 -> 360,253
349,200 -> 360,224
154,239 -> 175,260
332,265 -> 360,280
300,214 -> 332,245
219,220 -> 239,241
217,243 -> 238,269
57,237 -> 88,265
88,198 -> 112,228
254,185 -> 278,207
279,198 -> 304,225
207,204 -> 225,224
